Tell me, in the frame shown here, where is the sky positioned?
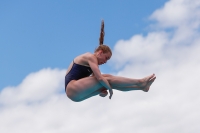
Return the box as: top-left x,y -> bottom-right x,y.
1,0 -> 200,133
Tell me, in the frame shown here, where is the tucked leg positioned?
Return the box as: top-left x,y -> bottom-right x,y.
66,74 -> 156,102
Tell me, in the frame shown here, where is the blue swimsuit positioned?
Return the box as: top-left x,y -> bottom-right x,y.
65,61 -> 93,92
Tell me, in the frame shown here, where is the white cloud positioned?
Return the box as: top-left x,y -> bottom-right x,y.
110,0 -> 200,132
150,0 -> 200,46
0,68 -> 65,105
111,31 -> 169,69
1,0 -> 200,133
150,0 -> 200,28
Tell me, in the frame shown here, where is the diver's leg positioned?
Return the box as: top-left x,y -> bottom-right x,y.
112,76 -> 156,92
102,74 -> 155,88
66,74 -> 156,102
66,76 -> 104,102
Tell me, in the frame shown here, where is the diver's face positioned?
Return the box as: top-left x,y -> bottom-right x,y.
97,50 -> 111,65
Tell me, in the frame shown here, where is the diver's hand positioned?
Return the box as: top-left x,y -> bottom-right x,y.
109,88 -> 113,99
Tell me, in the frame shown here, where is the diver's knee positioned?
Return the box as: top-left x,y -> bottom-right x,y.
102,74 -> 113,82
102,74 -> 113,81
102,74 -> 112,77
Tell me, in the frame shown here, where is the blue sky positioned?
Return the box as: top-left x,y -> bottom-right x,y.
0,0 -> 167,90
1,0 -> 200,132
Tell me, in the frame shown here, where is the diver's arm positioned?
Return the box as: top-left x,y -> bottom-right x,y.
88,56 -> 113,99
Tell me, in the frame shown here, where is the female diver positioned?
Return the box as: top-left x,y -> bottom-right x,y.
65,20 -> 156,102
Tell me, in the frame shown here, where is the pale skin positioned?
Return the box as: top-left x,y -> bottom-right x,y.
66,50 -> 156,102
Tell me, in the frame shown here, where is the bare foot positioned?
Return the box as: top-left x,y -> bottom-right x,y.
142,76 -> 156,92
99,89 -> 108,97
140,74 -> 155,87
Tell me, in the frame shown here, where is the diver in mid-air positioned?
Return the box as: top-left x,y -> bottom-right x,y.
65,20 -> 156,102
